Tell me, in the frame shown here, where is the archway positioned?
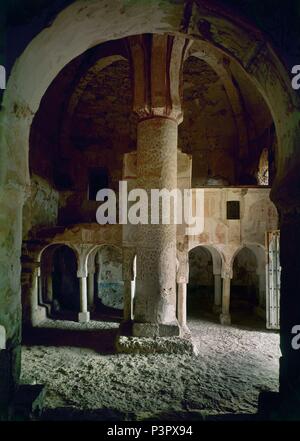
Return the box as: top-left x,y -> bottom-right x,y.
40,244 -> 79,320
231,246 -> 265,327
86,245 -> 124,322
187,245 -> 222,321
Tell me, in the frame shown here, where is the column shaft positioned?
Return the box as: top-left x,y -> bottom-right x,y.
46,274 -> 53,303
123,280 -> 134,321
220,276 -> 231,325
177,283 -> 187,328
213,274 -> 222,313
78,277 -> 90,323
87,273 -> 95,310
30,268 -> 46,326
133,117 -> 179,337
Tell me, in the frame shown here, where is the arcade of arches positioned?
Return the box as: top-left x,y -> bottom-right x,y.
1,0 -> 300,421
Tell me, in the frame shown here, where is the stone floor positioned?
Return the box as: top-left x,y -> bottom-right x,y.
20,311 -> 280,421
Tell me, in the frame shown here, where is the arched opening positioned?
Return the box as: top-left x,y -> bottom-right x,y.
40,244 -> 79,320
188,247 -> 214,319
87,245 -> 124,322
231,247 -> 264,326
187,246 -> 222,322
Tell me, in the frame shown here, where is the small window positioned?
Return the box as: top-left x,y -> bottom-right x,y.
88,167 -> 109,200
227,201 -> 240,220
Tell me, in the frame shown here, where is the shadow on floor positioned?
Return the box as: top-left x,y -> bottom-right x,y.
22,325 -> 119,354
46,303 -> 123,324
187,296 -> 276,334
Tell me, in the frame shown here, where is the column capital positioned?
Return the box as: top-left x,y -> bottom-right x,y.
221,268 -> 233,279
127,34 -> 190,123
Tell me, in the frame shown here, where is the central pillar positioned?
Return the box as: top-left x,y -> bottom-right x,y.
133,117 -> 179,337
125,34 -> 190,339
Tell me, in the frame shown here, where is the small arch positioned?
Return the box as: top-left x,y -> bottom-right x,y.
189,244 -> 224,274
40,244 -> 80,319
187,244 -> 223,320
231,245 -> 265,326
38,242 -> 80,265
87,244 -> 124,319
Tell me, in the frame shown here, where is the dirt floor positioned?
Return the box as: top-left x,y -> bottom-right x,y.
21,311 -> 280,421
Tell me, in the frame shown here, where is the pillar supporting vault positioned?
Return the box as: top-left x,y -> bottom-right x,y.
127,34 -> 190,338
78,275 -> 90,323
213,273 -> 222,314
220,266 -> 232,326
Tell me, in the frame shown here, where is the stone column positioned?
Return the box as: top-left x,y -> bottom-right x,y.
46,273 -> 53,303
255,271 -> 266,319
258,272 -> 266,308
177,282 -> 187,328
78,276 -> 90,323
220,271 -> 232,326
133,118 -> 179,337
213,273 -> 222,314
87,272 -> 95,311
122,248 -> 135,322
123,281 -> 133,321
29,264 -> 47,327
127,34 -> 189,338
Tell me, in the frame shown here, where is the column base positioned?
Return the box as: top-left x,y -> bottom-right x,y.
115,334 -> 197,355
132,322 -> 180,338
179,325 -> 192,339
118,320 -> 133,336
42,302 -> 52,317
254,306 -> 266,320
31,306 -> 47,327
212,304 -> 222,314
78,312 -> 90,323
220,313 -> 231,326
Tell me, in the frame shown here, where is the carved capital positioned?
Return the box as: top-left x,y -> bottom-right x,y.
127,34 -> 189,123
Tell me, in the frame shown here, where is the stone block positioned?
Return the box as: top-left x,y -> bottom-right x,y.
78,311 -> 90,323
116,335 -> 197,355
132,322 -> 180,337
220,313 -> 231,326
132,323 -> 159,337
32,306 -> 47,327
159,323 -> 180,337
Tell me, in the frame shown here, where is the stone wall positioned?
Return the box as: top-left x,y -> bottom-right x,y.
23,174 -> 59,239
188,187 -> 278,253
